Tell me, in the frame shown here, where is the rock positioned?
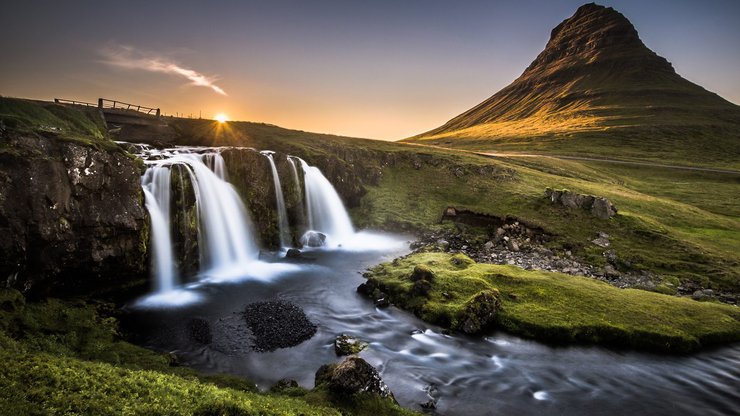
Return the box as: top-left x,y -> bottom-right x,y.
270,378 -> 299,393
692,290 -> 706,300
507,240 -> 520,252
484,241 -> 495,250
604,249 -> 618,264
334,334 -> 368,356
456,290 -> 501,334
592,236 -> 611,248
243,300 -> 317,352
444,206 -> 457,217
545,188 -> 617,219
604,264 -> 621,278
187,318 -> 212,345
592,198 -> 618,220
420,400 -> 437,410
411,279 -> 432,297
410,265 -> 435,282
494,227 -> 506,241
436,239 -> 450,251
315,356 -> 395,401
0,134 -> 147,295
300,231 -> 327,248
285,248 -> 302,258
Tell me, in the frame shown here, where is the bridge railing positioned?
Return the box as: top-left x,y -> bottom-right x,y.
97,98 -> 160,117
54,98 -> 97,107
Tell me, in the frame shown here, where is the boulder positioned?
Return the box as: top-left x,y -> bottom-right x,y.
456,290 -> 501,334
544,188 -> 617,219
334,334 -> 368,356
410,265 -> 435,282
592,197 -> 618,220
300,231 -> 327,248
285,248 -> 302,258
315,356 -> 395,401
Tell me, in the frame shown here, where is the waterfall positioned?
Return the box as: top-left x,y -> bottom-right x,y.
287,156 -> 304,226
140,150 -> 260,292
141,166 -> 176,292
297,158 -> 355,245
261,151 -> 290,248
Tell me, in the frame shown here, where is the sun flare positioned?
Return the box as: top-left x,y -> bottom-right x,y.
214,113 -> 228,123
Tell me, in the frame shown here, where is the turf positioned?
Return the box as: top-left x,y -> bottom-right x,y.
364,252 -> 740,353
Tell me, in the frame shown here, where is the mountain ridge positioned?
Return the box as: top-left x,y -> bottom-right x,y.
405,3 -> 740,167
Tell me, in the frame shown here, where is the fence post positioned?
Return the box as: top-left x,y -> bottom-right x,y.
156,108 -> 161,117
98,98 -> 103,108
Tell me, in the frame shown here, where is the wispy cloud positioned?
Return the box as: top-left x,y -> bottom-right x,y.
101,45 -> 227,95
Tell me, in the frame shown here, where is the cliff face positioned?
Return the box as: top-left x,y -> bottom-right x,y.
0,133 -> 148,296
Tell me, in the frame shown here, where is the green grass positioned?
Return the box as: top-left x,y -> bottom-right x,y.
365,252 -> 740,353
0,97 -> 116,150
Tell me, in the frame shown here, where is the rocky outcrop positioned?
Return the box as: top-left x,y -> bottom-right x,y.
315,356 -> 395,401
334,334 -> 368,356
0,133 -> 147,296
545,188 -> 617,219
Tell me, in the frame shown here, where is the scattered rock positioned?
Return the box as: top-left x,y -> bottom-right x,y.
334,334 -> 368,356
315,356 -> 395,401
300,231 -> 327,248
592,232 -> 611,248
243,300 -> 317,352
187,318 -> 212,345
545,188 -> 617,219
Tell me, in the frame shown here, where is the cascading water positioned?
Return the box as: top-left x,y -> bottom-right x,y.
261,151 -> 291,248
140,148 -> 260,294
297,158 -> 355,246
286,156 -> 304,227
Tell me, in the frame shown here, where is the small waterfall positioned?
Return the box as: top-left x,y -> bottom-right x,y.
297,158 -> 355,245
140,150 -> 260,292
261,151 -> 290,248
141,166 -> 176,292
287,156 -> 304,224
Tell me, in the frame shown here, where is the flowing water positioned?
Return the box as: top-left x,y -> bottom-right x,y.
261,151 -> 291,247
130,144 -> 739,415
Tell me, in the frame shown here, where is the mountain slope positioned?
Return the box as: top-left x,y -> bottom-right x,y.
405,3 -> 740,168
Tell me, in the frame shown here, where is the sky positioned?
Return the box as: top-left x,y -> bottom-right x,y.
1,0 -> 739,140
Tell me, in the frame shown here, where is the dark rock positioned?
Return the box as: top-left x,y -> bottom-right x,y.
334,334 -> 368,356
420,400 -> 437,410
285,248 -> 302,258
315,356 -> 395,401
269,378 -> 299,393
592,198 -> 618,220
243,300 -> 317,352
456,290 -> 501,334
300,231 -> 327,248
545,188 -> 617,219
187,318 -> 212,345
411,279 -> 432,297
0,134 -> 147,296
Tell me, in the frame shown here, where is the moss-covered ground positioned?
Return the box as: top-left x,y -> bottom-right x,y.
365,252 -> 740,353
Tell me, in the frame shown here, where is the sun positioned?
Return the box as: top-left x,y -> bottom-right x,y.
214,113 -> 228,123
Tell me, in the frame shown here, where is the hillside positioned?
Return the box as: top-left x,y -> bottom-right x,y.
405,3 -> 740,168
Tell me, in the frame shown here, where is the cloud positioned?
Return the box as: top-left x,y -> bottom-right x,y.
101,45 -> 227,95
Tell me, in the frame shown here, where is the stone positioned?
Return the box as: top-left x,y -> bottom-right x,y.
456,290 -> 501,334
484,241 -> 495,250
334,334 -> 368,356
592,198 -> 618,220
300,231 -> 327,248
604,265 -> 621,278
315,356 -> 395,401
285,248 -> 302,258
410,265 -> 435,282
592,236 -> 610,248
270,378 -> 300,393
243,300 -> 317,352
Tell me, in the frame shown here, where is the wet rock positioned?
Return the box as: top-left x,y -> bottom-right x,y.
285,248 -> 302,258
300,231 -> 327,248
187,318 -> 213,345
315,356 -> 395,401
243,300 -> 317,352
334,334 -> 368,356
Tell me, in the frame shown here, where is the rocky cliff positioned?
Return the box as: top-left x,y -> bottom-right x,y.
0,132 -> 148,296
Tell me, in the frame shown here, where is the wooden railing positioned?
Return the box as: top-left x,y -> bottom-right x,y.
54,98 -> 96,107
98,98 -> 160,116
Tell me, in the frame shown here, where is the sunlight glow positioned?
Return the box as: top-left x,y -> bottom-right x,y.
214,113 -> 229,123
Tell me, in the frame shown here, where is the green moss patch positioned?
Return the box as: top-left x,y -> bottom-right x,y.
364,253 -> 740,353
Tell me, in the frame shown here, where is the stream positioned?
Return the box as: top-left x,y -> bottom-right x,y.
127,235 -> 740,416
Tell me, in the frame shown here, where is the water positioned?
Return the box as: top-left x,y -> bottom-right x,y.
298,157 -> 355,246
141,168 -> 175,292
127,238 -> 740,415
261,151 -> 290,248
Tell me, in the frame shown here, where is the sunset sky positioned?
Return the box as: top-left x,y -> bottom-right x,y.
1,0 -> 739,140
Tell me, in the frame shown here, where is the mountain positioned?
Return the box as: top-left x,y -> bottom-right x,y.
405,3 -> 740,168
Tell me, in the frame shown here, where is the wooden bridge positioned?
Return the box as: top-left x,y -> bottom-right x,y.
54,98 -> 161,117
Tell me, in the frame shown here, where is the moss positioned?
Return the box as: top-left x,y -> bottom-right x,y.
364,252 -> 740,353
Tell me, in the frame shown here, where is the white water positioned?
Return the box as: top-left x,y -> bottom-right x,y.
140,149 -> 262,298
297,158 -> 355,246
261,151 -> 290,248
286,157 -> 304,228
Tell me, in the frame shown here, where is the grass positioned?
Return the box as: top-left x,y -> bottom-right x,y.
0,97 -> 117,150
0,289 -> 415,415
364,252 -> 740,353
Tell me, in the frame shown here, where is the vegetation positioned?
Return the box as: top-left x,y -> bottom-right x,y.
0,289 -> 414,415
364,252 -> 740,353
0,96 -> 116,150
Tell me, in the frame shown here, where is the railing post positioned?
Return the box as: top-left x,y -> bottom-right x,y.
156,108 -> 160,117
98,98 -> 103,108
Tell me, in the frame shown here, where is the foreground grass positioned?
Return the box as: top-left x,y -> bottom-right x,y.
365,252 -> 740,353
0,289 -> 413,415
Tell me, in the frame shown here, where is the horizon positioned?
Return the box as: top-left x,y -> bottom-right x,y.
1,0 -> 739,141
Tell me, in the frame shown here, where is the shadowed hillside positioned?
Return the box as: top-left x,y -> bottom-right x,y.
406,3 -> 740,168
